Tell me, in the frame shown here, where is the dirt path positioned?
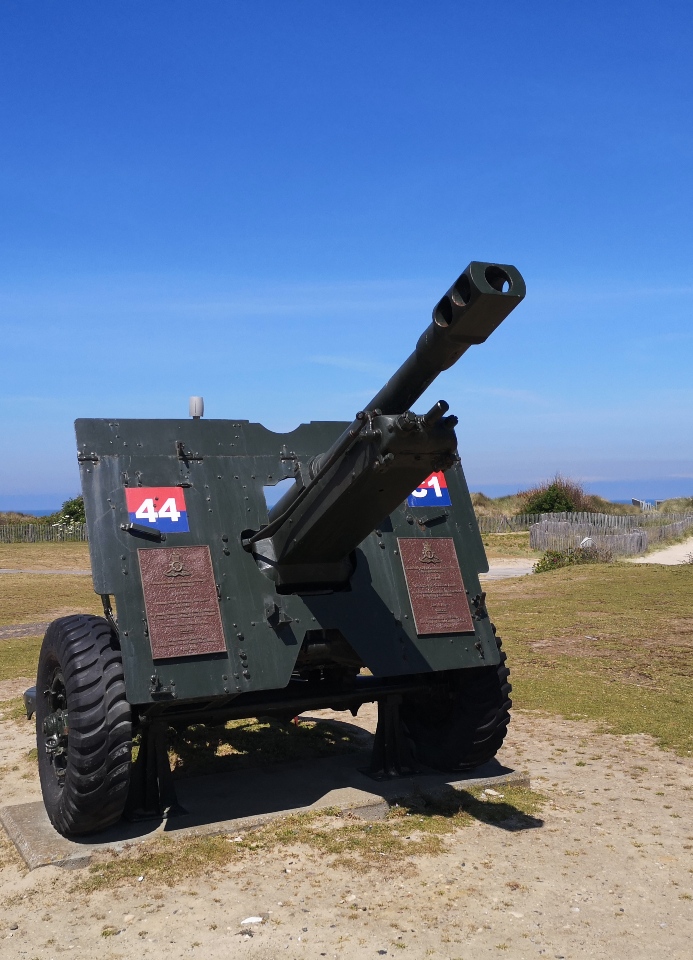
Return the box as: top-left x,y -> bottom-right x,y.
632,536 -> 693,565
482,559 -> 535,580
1,706 -> 691,959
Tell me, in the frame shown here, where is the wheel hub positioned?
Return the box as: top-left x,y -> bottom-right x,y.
42,670 -> 69,779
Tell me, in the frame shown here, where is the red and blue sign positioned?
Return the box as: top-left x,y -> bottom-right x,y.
407,471 -> 452,508
124,487 -> 189,533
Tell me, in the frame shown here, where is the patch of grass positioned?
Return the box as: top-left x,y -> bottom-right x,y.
472,488 -> 641,518
0,542 -> 91,571
0,511 -> 53,524
658,497 -> 693,514
481,533 -> 540,559
0,824 -> 25,871
486,563 -> 693,755
534,544 -> 612,572
0,573 -> 100,625
0,636 -> 42,681
77,785 -> 545,890
0,697 -> 31,722
167,716 -> 364,777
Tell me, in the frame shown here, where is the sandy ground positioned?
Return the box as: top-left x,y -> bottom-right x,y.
632,536 -> 693,565
1,702 -> 691,959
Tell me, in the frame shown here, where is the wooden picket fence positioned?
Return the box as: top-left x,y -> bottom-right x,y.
528,515 -> 693,556
1,510 -> 692,553
477,511 -> 693,534
0,523 -> 88,544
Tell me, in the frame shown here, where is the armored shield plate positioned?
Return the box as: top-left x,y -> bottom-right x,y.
76,417 -> 494,706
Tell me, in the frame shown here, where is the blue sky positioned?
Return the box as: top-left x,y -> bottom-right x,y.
1,0 -> 692,509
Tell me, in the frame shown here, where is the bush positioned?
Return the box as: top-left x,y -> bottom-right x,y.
519,475 -> 595,515
48,495 -> 86,525
533,544 -> 613,573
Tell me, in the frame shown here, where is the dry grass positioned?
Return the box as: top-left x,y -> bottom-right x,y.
486,563 -> 693,755
0,697 -> 32,722
481,532 -> 540,559
472,490 -> 641,517
0,542 -> 91,571
0,826 -> 24,872
0,511 -> 54,524
0,636 -> 42,682
657,497 -> 693,513
0,573 -> 100,625
76,785 -> 545,891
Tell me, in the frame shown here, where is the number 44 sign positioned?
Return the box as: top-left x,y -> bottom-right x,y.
124,487 -> 190,533
406,471 -> 452,508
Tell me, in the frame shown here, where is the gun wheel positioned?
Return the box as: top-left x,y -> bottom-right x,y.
36,615 -> 132,836
401,627 -> 511,771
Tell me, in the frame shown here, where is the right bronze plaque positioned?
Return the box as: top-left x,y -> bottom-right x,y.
398,537 -> 474,636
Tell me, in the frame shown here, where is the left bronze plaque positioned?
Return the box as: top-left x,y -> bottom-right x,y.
138,546 -> 227,659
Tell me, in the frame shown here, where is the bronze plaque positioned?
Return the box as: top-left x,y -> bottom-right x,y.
398,538 -> 474,636
138,546 -> 227,659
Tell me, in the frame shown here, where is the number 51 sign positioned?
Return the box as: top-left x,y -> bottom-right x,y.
406,471 -> 452,508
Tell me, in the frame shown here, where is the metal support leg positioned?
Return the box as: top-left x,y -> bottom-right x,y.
125,719 -> 187,821
366,693 -> 419,780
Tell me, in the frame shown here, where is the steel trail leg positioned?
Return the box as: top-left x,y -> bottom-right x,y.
366,693 -> 419,780
125,719 -> 187,821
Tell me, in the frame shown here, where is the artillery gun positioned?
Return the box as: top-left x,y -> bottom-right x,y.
30,261 -> 525,836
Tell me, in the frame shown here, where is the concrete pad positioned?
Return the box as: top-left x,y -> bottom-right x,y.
0,750 -> 528,871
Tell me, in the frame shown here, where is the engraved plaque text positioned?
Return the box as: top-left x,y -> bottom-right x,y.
138,546 -> 227,659
398,537 -> 474,636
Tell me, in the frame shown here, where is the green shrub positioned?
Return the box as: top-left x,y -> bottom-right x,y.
522,483 -> 576,514
519,475 -> 592,514
47,495 -> 86,525
533,544 -> 612,573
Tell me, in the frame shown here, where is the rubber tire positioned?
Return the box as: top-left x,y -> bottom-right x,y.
36,615 -> 132,836
400,628 -> 512,771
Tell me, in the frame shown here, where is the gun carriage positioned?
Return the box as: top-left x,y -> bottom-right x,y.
31,261 -> 526,836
